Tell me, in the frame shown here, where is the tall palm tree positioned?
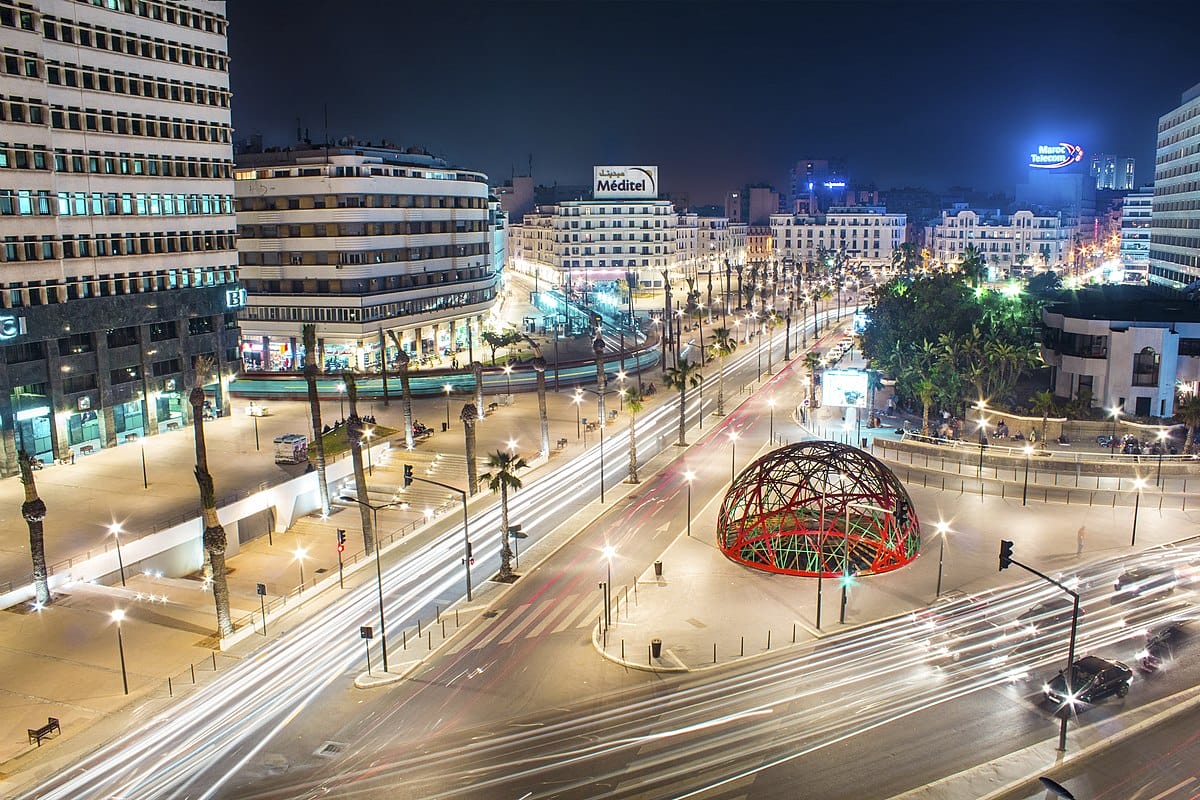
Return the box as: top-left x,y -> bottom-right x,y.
481,450 -> 527,581
390,333 -> 414,450
1030,390 -> 1057,445
803,352 -> 821,410
301,324 -> 331,516
461,403 -> 479,495
625,389 -> 644,484
524,336 -> 550,457
665,358 -> 703,446
914,377 -> 937,437
343,373 -> 374,553
1175,394 -> 1200,455
189,356 -> 232,637
471,361 -> 485,419
593,334 -> 607,426
960,245 -> 987,288
19,451 -> 50,606
711,327 -> 737,415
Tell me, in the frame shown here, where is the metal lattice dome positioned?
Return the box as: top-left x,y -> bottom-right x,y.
717,441 -> 920,577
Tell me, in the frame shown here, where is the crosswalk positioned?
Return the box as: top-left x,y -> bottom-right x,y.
443,590 -> 603,655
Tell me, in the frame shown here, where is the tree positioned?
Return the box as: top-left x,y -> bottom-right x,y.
913,377 -> 937,437
665,358 -> 703,446
301,324 -> 331,516
1175,394 -> 1200,456
19,451 -> 50,606
626,389 -> 644,484
1030,390 -> 1057,445
461,404 -> 479,495
481,450 -> 527,581
481,331 -> 505,365
959,245 -> 987,288
189,356 -> 232,637
391,337 -> 414,450
524,336 -> 550,457
343,373 -> 374,553
804,351 -> 821,410
471,361 -> 485,419
711,326 -> 737,415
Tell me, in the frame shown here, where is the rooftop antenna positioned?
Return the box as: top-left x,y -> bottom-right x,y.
324,103 -> 330,164
295,117 -> 302,143
528,152 -> 533,177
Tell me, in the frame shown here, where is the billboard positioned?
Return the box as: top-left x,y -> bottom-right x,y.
823,369 -> 869,409
1028,142 -> 1084,170
593,166 -> 659,199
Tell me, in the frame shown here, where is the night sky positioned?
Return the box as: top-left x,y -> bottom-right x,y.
227,1 -> 1200,204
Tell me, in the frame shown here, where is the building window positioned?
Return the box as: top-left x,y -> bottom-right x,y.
1132,347 -> 1160,387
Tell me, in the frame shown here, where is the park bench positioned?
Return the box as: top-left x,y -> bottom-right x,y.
556,438 -> 568,450
28,717 -> 60,747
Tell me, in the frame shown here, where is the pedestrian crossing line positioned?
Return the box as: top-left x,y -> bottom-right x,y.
497,603 -> 550,645
552,591 -> 604,635
442,607 -> 510,656
467,603 -> 536,651
526,593 -> 590,638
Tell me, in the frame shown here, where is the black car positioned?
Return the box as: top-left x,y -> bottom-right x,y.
1043,656 -> 1133,705
1015,596 -> 1080,636
1114,565 -> 1177,598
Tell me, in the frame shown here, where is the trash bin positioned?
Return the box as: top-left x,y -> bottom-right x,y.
441,421 -> 448,432
653,560 -> 663,578
651,638 -> 662,658
861,437 -> 868,449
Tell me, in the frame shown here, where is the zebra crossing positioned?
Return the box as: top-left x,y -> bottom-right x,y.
444,590 -> 603,655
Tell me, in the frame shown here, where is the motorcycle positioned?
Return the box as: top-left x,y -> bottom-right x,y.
1138,635 -> 1170,673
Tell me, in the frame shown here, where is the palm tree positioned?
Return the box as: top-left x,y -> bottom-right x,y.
522,335 -> 550,457
189,356 -> 232,637
960,245 -> 987,288
19,451 -> 50,606
593,334 -> 607,426
301,324 -> 331,516
626,389 -> 644,484
1176,394 -> 1200,455
803,352 -> 821,410
914,377 -> 937,437
343,373 -> 374,553
461,404 -> 479,494
481,450 -> 527,581
471,361 -> 485,419
395,344 -> 414,449
665,358 -> 703,446
711,327 -> 737,415
1030,390 -> 1057,446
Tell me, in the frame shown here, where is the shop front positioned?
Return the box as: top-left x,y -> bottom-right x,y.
155,381 -> 187,432
63,395 -> 103,457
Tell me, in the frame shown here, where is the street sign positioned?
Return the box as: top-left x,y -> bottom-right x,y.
360,626 -> 374,640
256,583 -> 266,596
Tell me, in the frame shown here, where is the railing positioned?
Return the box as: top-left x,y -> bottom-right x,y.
888,431 -> 1200,468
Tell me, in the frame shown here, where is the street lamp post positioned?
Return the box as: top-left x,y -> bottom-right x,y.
1108,405 -> 1121,459
293,546 -> 307,591
111,609 -> 129,695
683,469 -> 694,537
108,523 -> 127,587
599,422 -> 605,503
573,390 -> 583,439
934,521 -> 950,598
1130,477 -> 1147,547
728,430 -> 738,483
768,397 -> 776,443
252,412 -> 260,452
503,363 -> 513,399
337,382 -> 346,422
338,494 -> 406,673
976,415 -> 989,479
601,545 -> 615,628
443,384 -> 452,431
1155,428 -> 1168,486
364,427 -> 374,476
140,441 -> 149,488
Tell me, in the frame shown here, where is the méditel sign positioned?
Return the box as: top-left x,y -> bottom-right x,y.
593,166 -> 659,199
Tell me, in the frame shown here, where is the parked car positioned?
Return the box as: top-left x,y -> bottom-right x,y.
1043,656 -> 1133,705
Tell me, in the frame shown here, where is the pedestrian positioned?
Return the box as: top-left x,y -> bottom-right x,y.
1076,525 -> 1086,556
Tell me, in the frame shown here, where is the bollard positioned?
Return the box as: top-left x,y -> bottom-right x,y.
621,639 -> 625,660
417,618 -> 422,636
436,605 -> 440,623
792,623 -> 797,643
714,643 -> 717,663
168,677 -> 173,697
191,664 -> 196,684
428,631 -> 432,650
212,651 -> 217,670
403,629 -> 408,649
767,630 -> 772,650
442,619 -> 446,638
740,636 -> 745,656
455,609 -> 459,627
654,560 -> 663,578
648,644 -> 652,665
633,578 -> 638,603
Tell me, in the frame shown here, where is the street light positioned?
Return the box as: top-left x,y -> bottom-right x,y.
364,427 -> 374,476
293,546 -> 308,590
108,523 -> 127,587
1130,477 -> 1148,547
934,521 -> 950,598
1155,428 -> 1168,486
768,397 -> 776,443
1108,405 -> 1121,458
683,468 -> 695,537
139,440 -> 149,488
337,381 -> 346,422
728,430 -> 739,483
1022,445 -> 1034,506
503,363 -> 513,399
111,609 -> 129,695
339,495 -> 409,673
976,415 -> 989,479
573,390 -> 584,439
601,544 -> 615,628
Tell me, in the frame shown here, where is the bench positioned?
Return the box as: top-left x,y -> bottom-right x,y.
556,438 -> 568,451
487,402 -> 499,413
28,717 -> 60,747
79,445 -> 95,455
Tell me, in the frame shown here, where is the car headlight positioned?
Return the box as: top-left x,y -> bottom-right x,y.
1042,683 -> 1052,694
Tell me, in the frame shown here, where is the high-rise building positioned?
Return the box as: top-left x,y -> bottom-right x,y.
1149,82 -> 1200,289
1118,189 -> 1152,277
234,142 -> 499,372
725,184 -> 779,226
1090,154 -> 1136,190
0,0 -> 240,475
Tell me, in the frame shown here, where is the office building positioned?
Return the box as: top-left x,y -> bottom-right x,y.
1119,189 -> 1152,276
1090,154 -> 1136,191
234,142 -> 499,371
1149,81 -> 1200,289
0,0 -> 240,475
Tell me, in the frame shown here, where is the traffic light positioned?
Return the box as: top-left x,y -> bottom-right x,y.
403,464 -> 413,487
999,539 -> 1015,571
895,502 -> 909,530
466,541 -> 474,566
336,529 -> 346,553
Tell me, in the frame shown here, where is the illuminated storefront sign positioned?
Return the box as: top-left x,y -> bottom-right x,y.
0,314 -> 27,340
1029,142 -> 1084,169
226,288 -> 247,308
823,180 -> 846,189
593,166 -> 659,199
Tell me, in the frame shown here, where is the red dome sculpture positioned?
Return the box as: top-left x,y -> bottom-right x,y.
717,441 -> 920,577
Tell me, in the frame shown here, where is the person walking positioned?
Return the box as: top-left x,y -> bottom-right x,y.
1076,525 -> 1087,556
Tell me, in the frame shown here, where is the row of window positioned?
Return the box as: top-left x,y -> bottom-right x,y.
237,165 -> 485,183
1151,198 -> 1200,212
38,11 -> 229,72
1,229 -> 235,265
242,287 -> 495,326
236,193 -> 487,212
0,142 -> 233,179
70,0 -> 227,35
1154,157 -> 1200,181
0,189 -> 232,217
1151,234 -> 1200,249
48,103 -> 231,144
242,268 -> 491,297
558,259 -> 667,268
2,267 -> 236,309
45,60 -> 229,108
1152,218 -> 1200,230
1149,265 -> 1198,286
557,205 -> 673,216
7,316 -> 230,367
237,219 -> 486,238
241,242 -> 488,267
0,93 -> 44,124
1149,248 -> 1200,270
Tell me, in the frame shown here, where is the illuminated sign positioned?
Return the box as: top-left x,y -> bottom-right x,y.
15,405 -> 50,421
0,314 -> 27,340
1029,142 -> 1084,169
225,288 -> 247,309
823,181 -> 847,189
823,369 -> 870,408
593,166 -> 659,199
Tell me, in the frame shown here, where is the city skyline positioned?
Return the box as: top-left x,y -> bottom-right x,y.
227,1 -> 1200,201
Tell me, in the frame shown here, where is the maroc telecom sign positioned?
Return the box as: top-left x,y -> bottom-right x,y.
593,166 -> 659,199
1028,142 -> 1084,169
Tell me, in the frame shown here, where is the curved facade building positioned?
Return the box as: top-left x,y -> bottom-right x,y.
717,442 -> 920,577
235,143 -> 500,372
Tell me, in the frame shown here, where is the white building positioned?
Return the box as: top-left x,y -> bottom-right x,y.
1149,81 -> 1200,289
770,206 -> 906,267
235,143 -> 498,371
0,0 -> 240,474
1119,190 -> 1152,275
1041,286 -> 1200,418
925,208 -> 1072,273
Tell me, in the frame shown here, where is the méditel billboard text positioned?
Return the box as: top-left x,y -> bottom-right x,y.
823,369 -> 869,408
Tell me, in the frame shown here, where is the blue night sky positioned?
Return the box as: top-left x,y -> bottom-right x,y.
227,1 -> 1200,203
